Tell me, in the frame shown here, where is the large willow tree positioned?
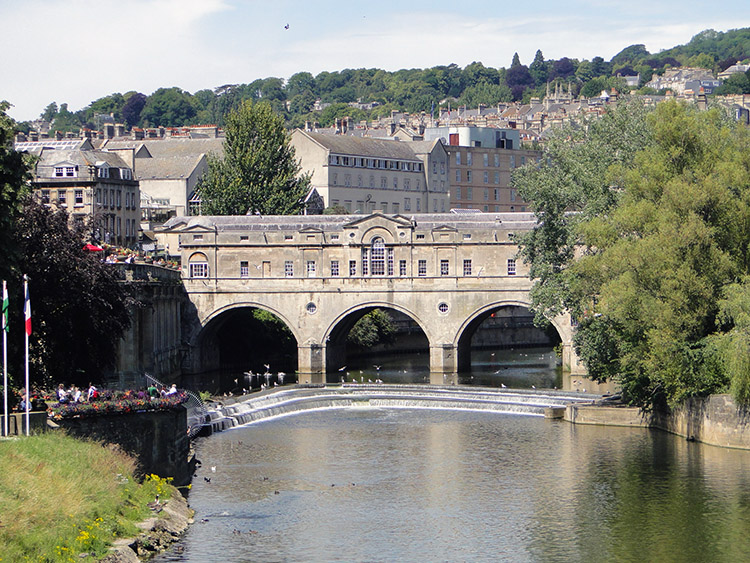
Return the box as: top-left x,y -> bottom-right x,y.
196,100 -> 310,216
514,100 -> 750,408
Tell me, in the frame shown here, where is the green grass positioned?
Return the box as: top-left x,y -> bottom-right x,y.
0,432 -> 174,562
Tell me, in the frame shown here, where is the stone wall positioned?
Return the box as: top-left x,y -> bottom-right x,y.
567,394 -> 750,450
57,407 -> 192,485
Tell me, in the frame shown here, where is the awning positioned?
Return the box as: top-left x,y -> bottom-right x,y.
84,243 -> 104,251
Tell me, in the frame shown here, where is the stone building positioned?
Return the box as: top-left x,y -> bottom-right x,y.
17,140 -> 140,247
291,129 -> 450,214
422,126 -> 541,212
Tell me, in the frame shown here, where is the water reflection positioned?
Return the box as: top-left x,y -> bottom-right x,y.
156,410 -> 750,563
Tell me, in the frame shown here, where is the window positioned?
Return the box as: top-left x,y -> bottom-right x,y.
381,177 -> 387,188
116,191 -> 121,208
416,234 -> 425,240
98,166 -> 108,178
510,189 -> 517,202
463,259 -> 472,276
41,190 -> 50,204
466,170 -> 472,183
483,153 -> 489,167
332,173 -> 338,185
404,179 -> 410,190
58,190 -> 66,206
455,186 -> 461,199
193,234 -> 203,241
483,172 -> 489,184
122,168 -> 132,180
399,259 -> 407,276
494,188 -> 499,201
284,261 -> 294,277
467,187 -> 473,200
467,152 -> 473,166
331,260 -> 340,276
344,175 -> 351,187
306,260 -> 316,277
54,167 -> 64,177
456,170 -> 461,183
393,203 -> 399,213
440,259 -> 449,276
507,259 -> 516,276
190,262 -> 208,278
494,154 -> 500,167
387,248 -> 394,275
521,156 -> 526,165
65,166 -> 76,177
404,198 -> 411,211
73,189 -> 83,205
494,172 -> 500,185
349,260 -> 356,276
484,188 -> 489,200
416,199 -> 421,212
510,155 -> 516,168
393,177 -> 398,189
455,152 -> 461,166
418,259 -> 427,276
240,261 -> 249,277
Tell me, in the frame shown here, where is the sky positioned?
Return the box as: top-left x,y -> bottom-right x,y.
1,0 -> 749,122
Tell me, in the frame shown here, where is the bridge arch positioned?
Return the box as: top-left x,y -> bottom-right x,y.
187,302 -> 300,390
323,301 -> 432,380
454,300 -> 565,373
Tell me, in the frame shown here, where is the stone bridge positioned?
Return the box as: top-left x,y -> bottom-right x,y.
160,212 -> 585,383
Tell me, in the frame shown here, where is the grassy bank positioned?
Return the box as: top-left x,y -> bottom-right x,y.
0,432 -> 174,562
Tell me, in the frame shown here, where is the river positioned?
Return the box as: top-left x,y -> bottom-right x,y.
156,347 -> 750,561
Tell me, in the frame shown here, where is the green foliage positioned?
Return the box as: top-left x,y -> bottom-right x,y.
196,100 -> 310,215
347,309 -> 396,349
139,87 -> 198,127
12,199 -> 133,387
517,100 -> 750,408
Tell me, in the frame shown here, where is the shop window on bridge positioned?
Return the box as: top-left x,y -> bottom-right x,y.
349,260 -> 356,276
331,260 -> 339,276
507,259 -> 516,276
285,261 -> 294,277
189,260 -> 209,279
240,261 -> 249,278
463,259 -> 472,276
440,259 -> 449,276
399,259 -> 407,276
418,260 -> 427,277
361,237 -> 394,276
306,260 -> 316,277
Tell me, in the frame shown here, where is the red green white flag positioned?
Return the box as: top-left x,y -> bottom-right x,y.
2,281 -> 7,333
24,278 -> 30,336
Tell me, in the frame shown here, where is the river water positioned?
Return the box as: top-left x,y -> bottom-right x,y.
156,406 -> 750,562
158,347 -> 750,561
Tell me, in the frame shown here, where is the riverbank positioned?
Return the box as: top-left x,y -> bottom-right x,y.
0,432 -> 191,562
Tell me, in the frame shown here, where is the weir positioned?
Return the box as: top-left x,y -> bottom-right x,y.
202,385 -> 601,431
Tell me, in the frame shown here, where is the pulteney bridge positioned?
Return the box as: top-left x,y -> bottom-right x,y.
160,212 -> 585,384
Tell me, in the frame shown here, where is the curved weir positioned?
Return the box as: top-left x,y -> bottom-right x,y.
204,385 -> 602,431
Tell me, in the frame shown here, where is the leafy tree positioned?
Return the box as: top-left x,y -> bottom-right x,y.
714,71 -> 750,95
516,100 -> 750,409
50,103 -> 81,134
41,102 -> 58,122
121,92 -> 147,128
196,100 -> 310,215
459,82 -> 512,107
505,62 -> 534,101
590,56 -> 611,77
347,309 -> 396,349
139,87 -> 197,127
285,72 -> 317,98
0,102 -> 32,282
611,44 -> 650,65
12,199 -> 134,387
549,57 -> 577,81
83,93 -> 126,125
530,50 -> 548,87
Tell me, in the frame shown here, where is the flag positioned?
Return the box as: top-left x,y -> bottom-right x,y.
2,281 -> 7,333
24,278 -> 30,336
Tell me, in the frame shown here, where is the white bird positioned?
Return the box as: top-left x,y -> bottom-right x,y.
373,365 -> 381,371
338,365 -> 347,371
211,466 -> 216,472
531,385 -> 536,389
501,383 -> 507,388
263,364 -> 270,371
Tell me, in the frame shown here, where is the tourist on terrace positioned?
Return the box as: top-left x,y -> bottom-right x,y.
87,383 -> 98,401
57,383 -> 68,403
166,383 -> 178,396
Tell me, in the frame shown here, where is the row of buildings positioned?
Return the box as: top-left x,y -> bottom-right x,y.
15,120 -> 541,252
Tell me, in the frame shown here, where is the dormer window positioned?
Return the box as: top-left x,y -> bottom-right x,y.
98,167 -> 109,179
54,166 -> 77,178
121,168 -> 132,180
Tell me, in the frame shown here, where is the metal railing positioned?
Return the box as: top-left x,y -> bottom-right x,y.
144,373 -> 207,439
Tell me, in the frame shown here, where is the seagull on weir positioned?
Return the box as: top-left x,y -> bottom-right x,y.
338,365 -> 347,371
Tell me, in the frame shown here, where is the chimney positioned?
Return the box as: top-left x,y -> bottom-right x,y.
334,118 -> 342,134
115,123 -> 125,137
132,128 -> 144,140
343,117 -> 349,134
30,131 -> 39,141
15,132 -> 27,143
55,130 -> 63,140
389,123 -> 397,135
103,124 -> 115,139
304,120 -> 312,132
158,126 -> 165,138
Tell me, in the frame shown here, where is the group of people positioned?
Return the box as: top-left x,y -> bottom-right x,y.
147,382 -> 178,399
57,383 -> 98,404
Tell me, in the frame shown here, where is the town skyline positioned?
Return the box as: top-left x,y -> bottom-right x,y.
2,0 -> 750,122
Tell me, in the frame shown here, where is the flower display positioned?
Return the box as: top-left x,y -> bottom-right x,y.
49,389 -> 188,420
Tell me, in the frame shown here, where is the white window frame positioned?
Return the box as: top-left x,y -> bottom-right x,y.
190,262 -> 209,278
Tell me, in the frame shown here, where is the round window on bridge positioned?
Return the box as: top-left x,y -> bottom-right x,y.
437,302 -> 449,314
306,302 -> 317,314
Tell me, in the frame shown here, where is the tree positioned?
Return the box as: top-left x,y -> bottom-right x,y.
347,309 -> 396,349
0,102 -> 32,283
12,199 -> 134,387
121,93 -> 147,128
41,102 -> 58,122
196,100 -> 310,215
515,100 -> 750,409
529,50 -> 548,87
139,87 -> 197,127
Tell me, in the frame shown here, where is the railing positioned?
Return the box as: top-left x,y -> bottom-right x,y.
144,373 -> 206,439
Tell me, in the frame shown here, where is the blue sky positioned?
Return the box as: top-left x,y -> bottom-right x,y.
1,0 -> 749,122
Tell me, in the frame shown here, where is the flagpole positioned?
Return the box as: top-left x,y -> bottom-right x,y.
24,275 -> 29,437
2,280 -> 7,437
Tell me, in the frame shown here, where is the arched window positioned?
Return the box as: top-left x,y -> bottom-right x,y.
371,237 -> 385,275
188,252 -> 209,278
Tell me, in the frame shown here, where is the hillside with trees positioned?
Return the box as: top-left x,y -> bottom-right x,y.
19,27 -> 750,136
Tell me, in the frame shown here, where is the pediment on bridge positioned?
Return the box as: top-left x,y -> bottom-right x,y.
432,224 -> 458,233
343,212 -> 413,229
158,216 -> 216,233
